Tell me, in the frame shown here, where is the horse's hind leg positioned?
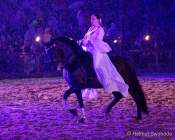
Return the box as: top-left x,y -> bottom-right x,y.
129,88 -> 142,120
105,91 -> 123,116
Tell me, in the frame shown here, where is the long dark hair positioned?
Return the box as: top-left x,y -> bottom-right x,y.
91,13 -> 102,25
91,14 -> 101,20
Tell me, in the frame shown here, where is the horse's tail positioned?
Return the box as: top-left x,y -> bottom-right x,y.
111,56 -> 148,114
129,67 -> 149,114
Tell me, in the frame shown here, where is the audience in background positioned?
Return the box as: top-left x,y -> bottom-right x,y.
0,0 -> 175,77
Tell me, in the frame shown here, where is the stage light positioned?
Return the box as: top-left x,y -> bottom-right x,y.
113,39 -> 118,44
144,35 -> 150,41
35,36 -> 41,42
69,37 -> 73,40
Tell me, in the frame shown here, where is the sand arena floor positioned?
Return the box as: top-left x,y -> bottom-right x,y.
0,76 -> 174,140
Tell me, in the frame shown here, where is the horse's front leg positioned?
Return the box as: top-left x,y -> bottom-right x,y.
74,88 -> 86,123
64,87 -> 79,117
63,87 -> 75,109
64,87 -> 86,121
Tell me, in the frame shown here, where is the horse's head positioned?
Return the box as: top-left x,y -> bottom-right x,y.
44,41 -> 63,71
45,36 -> 83,71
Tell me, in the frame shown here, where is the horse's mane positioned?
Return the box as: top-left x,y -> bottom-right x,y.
52,36 -> 85,56
50,36 -> 93,70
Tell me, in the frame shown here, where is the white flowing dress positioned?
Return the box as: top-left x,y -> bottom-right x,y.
82,26 -> 129,97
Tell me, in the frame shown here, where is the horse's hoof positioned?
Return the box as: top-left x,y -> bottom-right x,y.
137,117 -> 142,120
79,117 -> 86,123
104,112 -> 111,120
143,110 -> 149,115
68,109 -> 78,116
134,116 -> 142,120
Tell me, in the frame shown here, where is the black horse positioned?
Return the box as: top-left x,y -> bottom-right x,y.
45,36 -> 148,122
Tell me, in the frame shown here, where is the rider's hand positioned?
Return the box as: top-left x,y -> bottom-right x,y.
77,40 -> 82,45
82,38 -> 88,46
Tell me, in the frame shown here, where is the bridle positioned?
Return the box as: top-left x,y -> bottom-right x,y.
44,43 -> 56,54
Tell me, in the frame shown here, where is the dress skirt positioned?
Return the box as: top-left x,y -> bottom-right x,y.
91,51 -> 129,97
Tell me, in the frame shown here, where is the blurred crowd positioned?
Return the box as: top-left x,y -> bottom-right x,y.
0,0 -> 175,78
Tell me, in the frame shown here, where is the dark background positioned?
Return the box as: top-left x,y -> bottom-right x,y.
0,0 -> 175,79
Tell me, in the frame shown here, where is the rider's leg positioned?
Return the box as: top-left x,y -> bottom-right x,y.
106,91 -> 123,113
